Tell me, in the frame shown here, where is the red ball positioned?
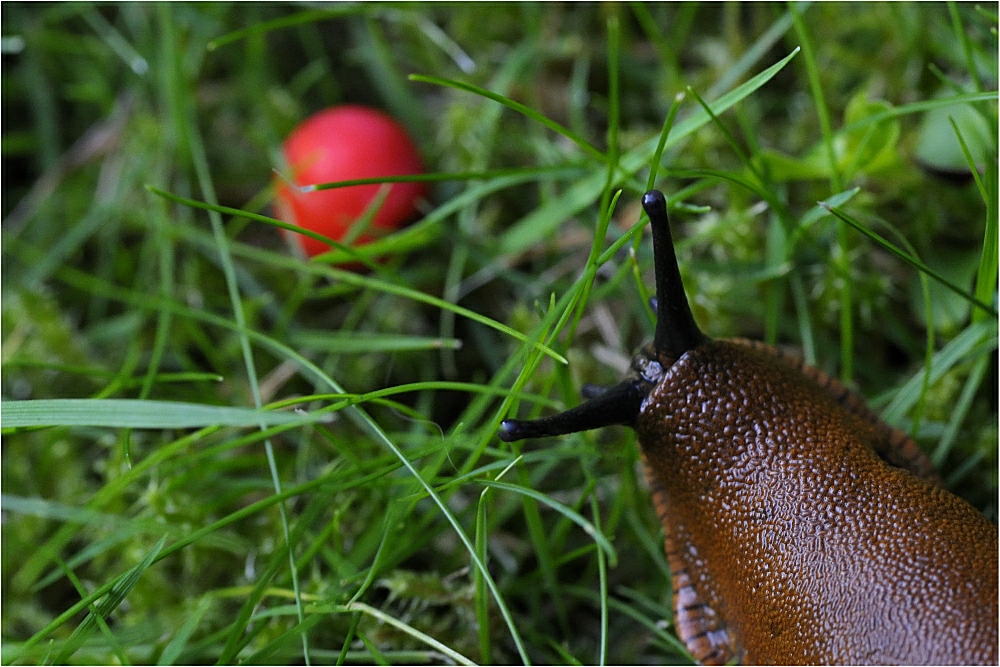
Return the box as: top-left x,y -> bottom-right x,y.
275,105 -> 426,258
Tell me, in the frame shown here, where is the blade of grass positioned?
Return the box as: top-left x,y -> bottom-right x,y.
645,91 -> 685,192
346,501 -> 403,606
973,155 -> 998,325
55,557 -> 130,666
561,11 -> 626,347
269,383 -> 556,413
149,184 -> 382,271
473,457 -> 520,665
53,266 -> 560,420
705,5 -> 798,99
562,584 -> 690,657
474,491 -> 492,664
789,2 -> 842,192
948,115 -> 989,201
0,362 -> 220,387
933,354 -> 991,466
52,536 -> 167,664
316,165 -> 587,264
2,399 -> 331,429
945,448 -> 988,487
410,73 -> 607,165
948,114 -> 998,328
336,613 -> 362,666
461,293 -> 566,474
630,3 -> 678,75
862,216 -> 937,438
881,319 -> 997,424
128,145 -> 180,467
242,615 -> 326,666
12,434 -> 419,659
300,165 -> 585,191
146,185 -> 568,364
790,1 -> 854,380
546,640 -> 584,666
207,7 -> 363,50
475,479 -> 617,566
357,633 -> 391,666
837,91 -> 997,134
355,16 -> 431,138
33,523 -> 159,593
684,85 -> 764,184
822,203 -> 997,317
332,602 -> 477,667
975,5 -> 999,22
216,536 -> 294,663
408,13 -> 475,74
291,331 -> 462,353
563,12 -> 625,361
948,1 -> 984,92
162,4 -> 310,660
589,486 -> 608,666
789,186 -> 863,364
498,47 -> 801,256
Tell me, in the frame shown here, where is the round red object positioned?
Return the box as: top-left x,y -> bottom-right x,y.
275,105 -> 426,258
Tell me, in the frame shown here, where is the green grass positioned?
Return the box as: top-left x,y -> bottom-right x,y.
2,3 -> 996,665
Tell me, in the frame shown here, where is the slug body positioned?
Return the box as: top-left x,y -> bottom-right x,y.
500,190 -> 998,665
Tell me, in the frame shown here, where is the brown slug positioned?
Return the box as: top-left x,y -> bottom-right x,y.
499,189 -> 998,665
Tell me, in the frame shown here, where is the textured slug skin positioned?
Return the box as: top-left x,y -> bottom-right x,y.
635,339 -> 998,665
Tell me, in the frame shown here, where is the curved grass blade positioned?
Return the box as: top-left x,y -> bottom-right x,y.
837,91 -> 997,135
207,8 -> 363,50
499,47 -> 801,256
148,185 -> 382,271
475,479 -> 618,567
333,602 -> 477,667
410,73 -> 606,165
315,165 -> 586,264
822,203 -> 997,317
302,165 -> 582,191
147,185 -> 568,365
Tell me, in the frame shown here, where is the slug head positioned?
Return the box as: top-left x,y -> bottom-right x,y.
499,190 -> 706,442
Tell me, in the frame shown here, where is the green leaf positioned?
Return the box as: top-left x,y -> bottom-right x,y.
915,90 -> 993,174
757,148 -> 830,182
762,92 -> 901,182
837,93 -> 901,177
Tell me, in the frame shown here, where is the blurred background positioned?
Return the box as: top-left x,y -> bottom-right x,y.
2,3 -> 996,664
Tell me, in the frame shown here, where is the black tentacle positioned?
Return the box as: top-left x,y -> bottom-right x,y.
498,378 -> 649,442
643,190 -> 705,361
497,189 -> 706,442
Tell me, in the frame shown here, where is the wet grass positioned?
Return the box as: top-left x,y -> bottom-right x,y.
2,3 -> 996,664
